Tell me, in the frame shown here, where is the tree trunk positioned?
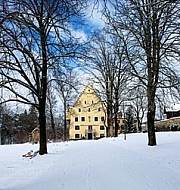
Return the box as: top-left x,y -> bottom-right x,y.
107,99 -> 113,137
136,110 -> 142,132
114,90 -> 119,137
106,79 -> 111,137
64,102 -> 67,141
114,114 -> 118,137
106,125 -> 109,138
50,109 -> 56,141
106,104 -> 111,137
38,16 -> 48,154
147,105 -> 156,146
147,87 -> 156,146
39,100 -> 47,155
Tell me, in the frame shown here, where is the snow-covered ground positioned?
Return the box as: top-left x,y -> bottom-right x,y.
0,132 -> 180,190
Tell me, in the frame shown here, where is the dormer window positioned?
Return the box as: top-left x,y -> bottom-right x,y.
78,108 -> 81,112
88,108 -> 91,112
92,100 -> 94,104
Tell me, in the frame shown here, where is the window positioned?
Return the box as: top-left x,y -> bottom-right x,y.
88,125 -> 92,130
85,100 -> 86,104
81,117 -> 85,122
75,117 -> 78,122
75,125 -> 80,130
94,117 -> 98,121
92,100 -> 94,104
75,134 -> 80,139
101,116 -> 105,121
78,108 -> 81,112
88,108 -> 91,112
98,107 -> 101,112
100,125 -> 105,130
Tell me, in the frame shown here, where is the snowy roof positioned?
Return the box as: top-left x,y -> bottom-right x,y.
165,103 -> 180,112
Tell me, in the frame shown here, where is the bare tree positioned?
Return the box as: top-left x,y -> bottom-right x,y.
87,32 -> 114,137
87,29 -> 131,137
103,0 -> 180,145
129,85 -> 147,132
46,86 -> 57,142
0,0 -> 88,154
54,66 -> 79,141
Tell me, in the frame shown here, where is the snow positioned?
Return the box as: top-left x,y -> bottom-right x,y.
165,103 -> 180,112
0,132 -> 180,190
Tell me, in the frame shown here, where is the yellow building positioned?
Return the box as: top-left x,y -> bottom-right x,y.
67,84 -> 107,140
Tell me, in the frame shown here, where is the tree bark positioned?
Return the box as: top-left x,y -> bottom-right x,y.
50,108 -> 56,141
39,99 -> 47,155
39,19 -> 48,154
64,102 -> 67,141
147,99 -> 156,146
114,90 -> 119,137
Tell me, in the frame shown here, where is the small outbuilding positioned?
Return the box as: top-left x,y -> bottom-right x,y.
29,127 -> 40,144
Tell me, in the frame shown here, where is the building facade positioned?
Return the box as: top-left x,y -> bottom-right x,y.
67,84 -> 107,140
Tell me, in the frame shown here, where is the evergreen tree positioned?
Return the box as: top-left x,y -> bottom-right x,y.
125,107 -> 137,133
27,106 -> 39,132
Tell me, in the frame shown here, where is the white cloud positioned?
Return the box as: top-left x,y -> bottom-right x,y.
72,29 -> 87,42
86,2 -> 105,28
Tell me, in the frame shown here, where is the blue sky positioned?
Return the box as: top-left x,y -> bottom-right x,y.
71,1 -> 105,42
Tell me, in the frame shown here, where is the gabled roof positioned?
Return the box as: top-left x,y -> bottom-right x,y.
73,83 -> 102,107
